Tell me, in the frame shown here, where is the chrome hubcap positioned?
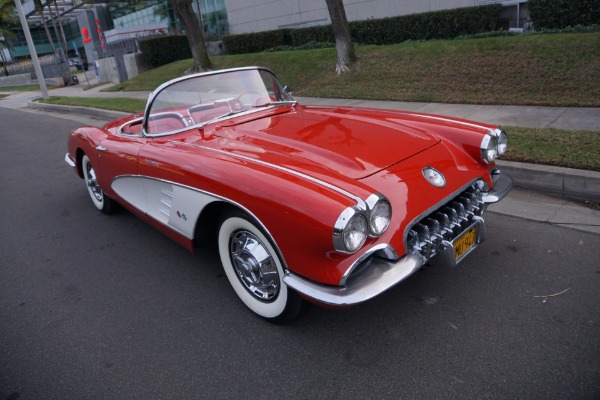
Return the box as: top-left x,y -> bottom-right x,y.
229,231 -> 279,302
85,162 -> 103,202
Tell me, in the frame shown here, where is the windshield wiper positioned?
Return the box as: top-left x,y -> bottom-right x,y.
198,110 -> 242,129
254,100 -> 297,108
197,98 -> 243,129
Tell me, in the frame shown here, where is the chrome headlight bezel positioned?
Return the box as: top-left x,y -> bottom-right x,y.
334,193 -> 392,254
333,207 -> 369,254
480,133 -> 499,164
495,128 -> 508,156
480,128 -> 508,164
366,193 -> 392,237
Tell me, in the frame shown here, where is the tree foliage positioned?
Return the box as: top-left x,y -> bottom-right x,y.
0,0 -> 16,75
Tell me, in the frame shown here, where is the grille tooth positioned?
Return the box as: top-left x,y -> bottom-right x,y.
462,192 -> 482,215
457,197 -> 475,218
433,212 -> 454,240
424,218 -> 443,258
407,181 -> 486,262
413,223 -> 433,259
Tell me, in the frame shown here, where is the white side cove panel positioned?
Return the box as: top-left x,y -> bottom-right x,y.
112,176 -> 217,239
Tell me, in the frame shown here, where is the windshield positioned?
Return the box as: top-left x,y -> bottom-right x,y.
144,68 -> 294,136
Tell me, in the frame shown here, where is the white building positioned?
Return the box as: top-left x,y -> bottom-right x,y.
224,0 -> 528,34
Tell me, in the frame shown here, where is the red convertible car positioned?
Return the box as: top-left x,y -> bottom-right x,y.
65,67 -> 512,322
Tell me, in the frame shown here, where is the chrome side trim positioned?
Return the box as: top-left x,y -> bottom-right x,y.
172,141 -> 366,208
283,253 -> 423,306
482,171 -> 513,203
406,113 -> 496,135
65,153 -> 76,168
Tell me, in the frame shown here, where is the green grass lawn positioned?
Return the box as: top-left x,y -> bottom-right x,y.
36,32 -> 600,171
505,126 -> 600,171
37,96 -> 146,114
108,32 -> 600,107
0,84 -> 54,92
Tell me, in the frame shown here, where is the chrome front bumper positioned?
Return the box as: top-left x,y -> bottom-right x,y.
483,170 -> 513,204
283,253 -> 424,306
282,217 -> 486,307
283,172 -> 512,307
65,153 -> 76,168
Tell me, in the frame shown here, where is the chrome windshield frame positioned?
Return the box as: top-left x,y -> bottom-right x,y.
141,66 -> 293,138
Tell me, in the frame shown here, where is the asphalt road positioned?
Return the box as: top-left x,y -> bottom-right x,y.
1,107 -> 599,400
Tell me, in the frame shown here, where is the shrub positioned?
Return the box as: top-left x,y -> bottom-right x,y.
222,4 -> 502,54
139,36 -> 192,68
223,29 -> 291,54
351,5 -> 502,45
529,0 -> 600,29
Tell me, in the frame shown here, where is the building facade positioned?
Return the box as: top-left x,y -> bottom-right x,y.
4,0 -> 527,67
224,0 -> 474,34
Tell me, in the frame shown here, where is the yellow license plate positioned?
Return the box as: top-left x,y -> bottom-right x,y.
453,226 -> 477,261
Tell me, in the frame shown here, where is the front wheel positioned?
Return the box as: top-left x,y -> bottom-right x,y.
218,211 -> 302,323
82,154 -> 115,214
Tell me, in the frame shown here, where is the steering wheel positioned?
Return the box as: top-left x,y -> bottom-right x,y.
235,91 -> 265,107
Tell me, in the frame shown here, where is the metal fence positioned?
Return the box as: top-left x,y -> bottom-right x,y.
1,52 -> 69,79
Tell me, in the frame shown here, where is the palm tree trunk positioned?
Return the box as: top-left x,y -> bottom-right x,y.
52,0 -> 69,54
34,0 -> 56,53
47,3 -> 62,55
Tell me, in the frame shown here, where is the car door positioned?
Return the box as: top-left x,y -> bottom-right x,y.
95,130 -> 146,204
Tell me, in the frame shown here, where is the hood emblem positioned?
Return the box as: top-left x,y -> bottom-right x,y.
423,167 -> 446,188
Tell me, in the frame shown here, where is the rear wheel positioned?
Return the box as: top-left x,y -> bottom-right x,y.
217,211 -> 302,323
82,154 -> 115,214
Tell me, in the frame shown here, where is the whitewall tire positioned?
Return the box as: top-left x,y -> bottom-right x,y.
218,212 -> 301,323
82,154 -> 115,214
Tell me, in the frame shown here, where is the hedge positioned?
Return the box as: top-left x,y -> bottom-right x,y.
529,0 -> 600,29
139,36 -> 192,68
223,4 -> 502,54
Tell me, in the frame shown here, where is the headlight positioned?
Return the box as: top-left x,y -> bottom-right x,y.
480,129 -> 508,164
334,193 -> 393,253
366,194 -> 391,236
333,207 -> 369,253
495,128 -> 508,156
480,133 -> 498,164
344,214 -> 368,252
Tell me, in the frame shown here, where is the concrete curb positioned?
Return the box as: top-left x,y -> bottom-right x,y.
28,101 -> 130,121
496,161 -> 600,202
25,101 -> 600,203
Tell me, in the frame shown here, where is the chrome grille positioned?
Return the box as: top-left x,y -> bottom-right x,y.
406,182 -> 485,261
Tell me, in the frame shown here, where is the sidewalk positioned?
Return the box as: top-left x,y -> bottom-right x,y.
1,73 -> 599,235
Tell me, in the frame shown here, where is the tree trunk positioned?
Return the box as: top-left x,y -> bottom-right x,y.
325,0 -> 356,74
170,0 -> 213,72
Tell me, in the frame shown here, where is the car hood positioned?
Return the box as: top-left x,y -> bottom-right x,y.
212,106 -> 441,179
